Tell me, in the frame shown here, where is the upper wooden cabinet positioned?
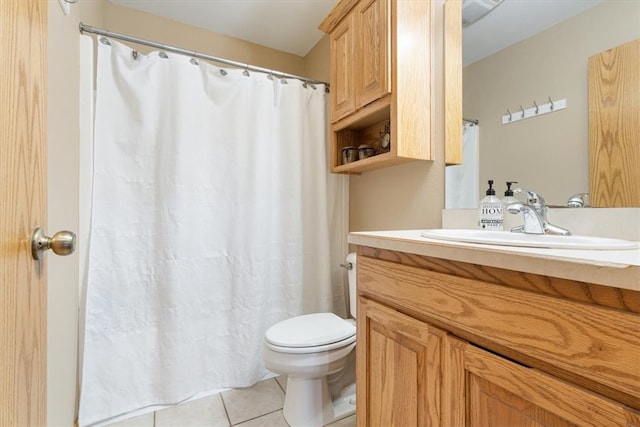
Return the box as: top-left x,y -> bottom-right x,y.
320,0 -> 462,174
323,0 -> 390,123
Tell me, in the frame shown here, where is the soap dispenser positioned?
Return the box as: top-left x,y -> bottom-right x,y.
502,181 -> 519,205
478,179 -> 503,230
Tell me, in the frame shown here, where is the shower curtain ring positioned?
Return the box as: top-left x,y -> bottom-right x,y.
243,65 -> 250,77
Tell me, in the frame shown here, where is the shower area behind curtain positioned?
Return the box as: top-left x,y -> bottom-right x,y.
445,123 -> 479,209
78,38 -> 347,426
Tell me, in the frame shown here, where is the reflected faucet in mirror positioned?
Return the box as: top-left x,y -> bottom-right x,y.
507,188 -> 571,236
567,193 -> 590,208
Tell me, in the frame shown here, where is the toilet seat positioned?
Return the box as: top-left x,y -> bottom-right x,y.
265,313 -> 356,354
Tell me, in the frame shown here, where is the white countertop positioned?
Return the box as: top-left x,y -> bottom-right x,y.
348,230 -> 640,291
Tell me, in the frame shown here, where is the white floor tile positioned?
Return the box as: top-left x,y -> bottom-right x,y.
233,410 -> 289,427
327,414 -> 356,427
155,393 -> 229,427
275,375 -> 287,392
105,412 -> 155,427
221,379 -> 285,425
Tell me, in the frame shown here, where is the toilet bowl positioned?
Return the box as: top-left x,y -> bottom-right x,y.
263,253 -> 357,427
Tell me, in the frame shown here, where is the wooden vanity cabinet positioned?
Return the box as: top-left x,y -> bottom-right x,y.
320,0 -> 461,174
447,337 -> 638,426
355,248 -> 640,426
357,297 -> 445,426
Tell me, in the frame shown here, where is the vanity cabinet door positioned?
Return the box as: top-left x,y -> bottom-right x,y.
356,297 -> 445,427
446,337 -> 640,427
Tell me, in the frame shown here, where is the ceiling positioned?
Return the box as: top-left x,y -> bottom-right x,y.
108,0 -> 603,61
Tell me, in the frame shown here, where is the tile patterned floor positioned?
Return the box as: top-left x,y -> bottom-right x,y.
106,377 -> 356,427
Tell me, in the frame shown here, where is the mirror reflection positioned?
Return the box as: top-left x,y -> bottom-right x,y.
446,0 -> 640,208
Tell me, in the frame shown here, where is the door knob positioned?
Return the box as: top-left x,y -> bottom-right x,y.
31,227 -> 77,261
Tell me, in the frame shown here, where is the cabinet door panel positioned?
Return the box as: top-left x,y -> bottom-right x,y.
459,343 -> 640,427
357,298 -> 444,427
330,15 -> 356,122
356,0 -> 390,108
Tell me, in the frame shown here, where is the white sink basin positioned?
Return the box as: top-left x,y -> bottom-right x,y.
420,229 -> 639,250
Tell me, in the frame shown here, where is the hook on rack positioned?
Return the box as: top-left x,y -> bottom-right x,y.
501,97 -> 566,125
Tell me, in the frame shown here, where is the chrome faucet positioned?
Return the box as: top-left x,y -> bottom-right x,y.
567,193 -> 590,208
506,188 -> 571,235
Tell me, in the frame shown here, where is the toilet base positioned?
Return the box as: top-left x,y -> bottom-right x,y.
283,376 -> 355,427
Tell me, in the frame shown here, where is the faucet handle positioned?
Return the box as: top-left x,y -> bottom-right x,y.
514,188 -> 545,208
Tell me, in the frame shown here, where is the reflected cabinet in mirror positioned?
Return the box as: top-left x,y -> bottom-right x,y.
447,0 -> 639,208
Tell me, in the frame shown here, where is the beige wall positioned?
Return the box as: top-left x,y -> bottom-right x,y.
47,2 -> 328,425
104,3 -> 306,76
463,1 -> 640,206
48,2 -> 106,425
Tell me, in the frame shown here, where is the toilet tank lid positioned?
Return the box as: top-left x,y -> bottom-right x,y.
265,313 -> 356,348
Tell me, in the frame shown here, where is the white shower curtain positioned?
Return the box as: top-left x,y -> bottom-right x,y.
78,39 -> 346,425
445,124 -> 479,209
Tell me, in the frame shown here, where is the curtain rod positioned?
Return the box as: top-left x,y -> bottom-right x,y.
79,22 -> 329,87
463,117 -> 479,125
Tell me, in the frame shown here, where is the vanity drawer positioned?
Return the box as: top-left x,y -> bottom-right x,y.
357,254 -> 640,409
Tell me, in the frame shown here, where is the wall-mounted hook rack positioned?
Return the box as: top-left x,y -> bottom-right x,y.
502,98 -> 567,125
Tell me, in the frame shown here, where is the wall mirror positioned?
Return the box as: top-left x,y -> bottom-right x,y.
446,0 -> 639,208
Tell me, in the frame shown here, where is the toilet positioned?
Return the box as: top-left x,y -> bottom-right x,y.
263,253 -> 358,427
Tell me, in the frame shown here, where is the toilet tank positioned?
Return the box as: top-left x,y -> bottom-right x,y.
346,253 -> 357,318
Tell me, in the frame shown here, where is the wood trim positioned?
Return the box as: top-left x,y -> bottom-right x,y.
392,0 -> 433,160
442,335 -> 467,426
357,254 -> 640,408
319,0 -> 360,33
444,0 -> 462,165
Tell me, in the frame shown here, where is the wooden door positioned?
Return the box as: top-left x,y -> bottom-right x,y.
356,297 -> 445,427
446,338 -> 640,427
329,13 -> 356,122
356,0 -> 390,109
0,0 -> 48,425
